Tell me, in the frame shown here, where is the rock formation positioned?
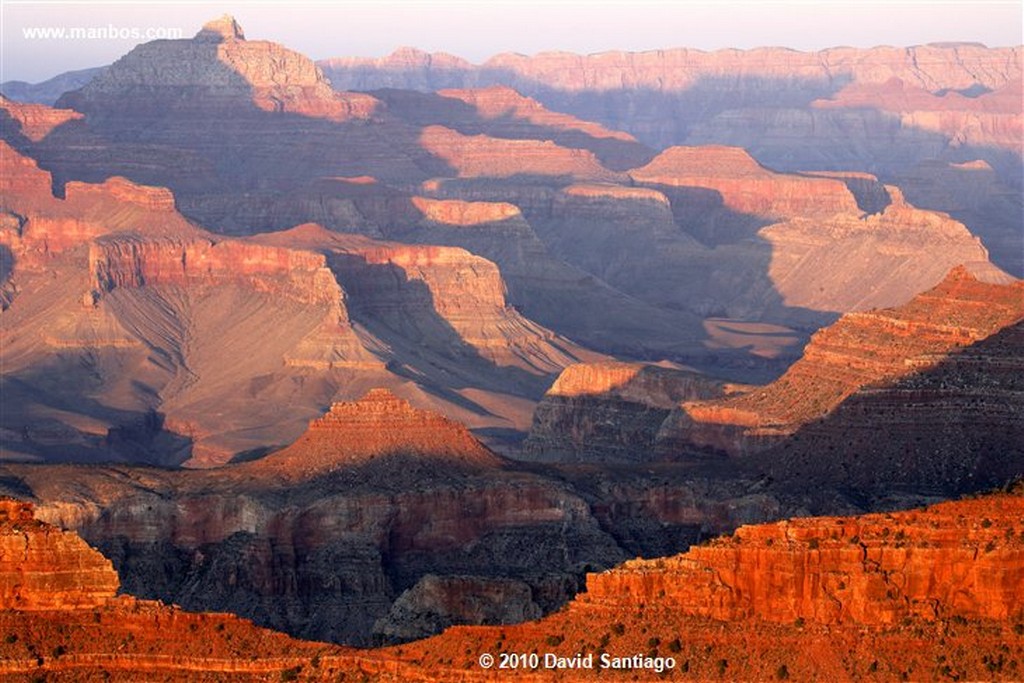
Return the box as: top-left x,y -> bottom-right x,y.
372,85 -> 654,171
583,493 -> 1024,625
0,498 -> 119,610
0,95 -> 82,142
631,145 -> 862,223
61,15 -> 377,122
247,388 -> 502,478
523,362 -> 732,463
0,496 -> 364,680
321,44 -> 1024,275
419,125 -> 624,181
661,267 -> 1024,492
374,490 -> 1024,681
373,574 -> 543,643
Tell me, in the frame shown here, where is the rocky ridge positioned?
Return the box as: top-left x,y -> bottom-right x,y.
663,267 -> 1024,467
370,490 -> 1024,681
523,362 -> 732,463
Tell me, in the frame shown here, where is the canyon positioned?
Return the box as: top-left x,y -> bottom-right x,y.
0,14 -> 1021,679
2,489 -> 1020,680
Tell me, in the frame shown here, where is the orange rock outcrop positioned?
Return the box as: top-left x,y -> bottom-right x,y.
248,388 -> 501,478
0,499 -> 119,611
0,95 -> 82,141
370,491 -> 1024,681
584,494 -> 1024,625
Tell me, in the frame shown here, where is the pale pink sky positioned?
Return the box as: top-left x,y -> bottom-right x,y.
2,1 -> 1022,83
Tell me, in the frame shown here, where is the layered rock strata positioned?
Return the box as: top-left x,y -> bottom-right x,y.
0,498 -> 119,610
523,362 -> 730,463
373,491 -> 1024,681
656,267 -> 1024,493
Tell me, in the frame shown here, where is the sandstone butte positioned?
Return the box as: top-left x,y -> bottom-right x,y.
242,388 -> 502,480
522,361 -> 736,463
371,85 -> 654,171
59,15 -> 379,122
665,265 -> 1024,457
3,491 -> 1022,681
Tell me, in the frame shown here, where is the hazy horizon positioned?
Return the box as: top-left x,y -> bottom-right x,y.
2,0 -> 1022,84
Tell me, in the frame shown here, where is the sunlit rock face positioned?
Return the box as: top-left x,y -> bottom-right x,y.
0,499 -> 119,611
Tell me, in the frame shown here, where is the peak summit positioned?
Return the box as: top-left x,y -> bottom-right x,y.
195,14 -> 245,42
246,389 -> 501,478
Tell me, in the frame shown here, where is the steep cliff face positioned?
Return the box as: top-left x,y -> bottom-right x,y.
0,145 -> 387,467
321,43 -> 1022,153
60,15 -> 377,122
393,193 -> 710,366
419,125 -> 623,181
0,95 -> 82,142
0,499 -> 119,610
0,496 -> 360,680
631,145 -> 861,223
661,267 -> 1024,492
372,491 -> 1024,681
585,493 -> 1024,624
523,362 -> 731,463
372,85 -> 654,171
321,45 -> 1023,276
255,225 -> 594,378
88,234 -> 342,307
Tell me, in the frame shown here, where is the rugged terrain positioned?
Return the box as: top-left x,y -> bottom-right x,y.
321,44 -> 1024,276
3,491 -> 1021,681
0,390 -> 786,647
0,138 -> 600,464
379,489 -> 1024,681
660,267 -> 1024,495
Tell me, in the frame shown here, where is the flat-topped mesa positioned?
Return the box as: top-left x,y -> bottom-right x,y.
664,266 -> 1024,458
523,362 -> 729,463
66,176 -> 176,213
410,196 -> 522,226
0,498 -> 120,610
58,16 -> 377,121
630,145 -> 861,219
581,492 -> 1024,625
88,236 -> 343,308
250,389 -> 501,476
0,95 -> 83,142
419,125 -> 623,182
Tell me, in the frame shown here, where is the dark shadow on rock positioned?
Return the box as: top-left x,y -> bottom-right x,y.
0,360 -> 192,466
367,87 -> 656,171
327,250 -> 561,402
750,321 -> 1024,502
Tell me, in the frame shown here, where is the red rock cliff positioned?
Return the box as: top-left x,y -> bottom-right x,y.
0,499 -> 119,611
